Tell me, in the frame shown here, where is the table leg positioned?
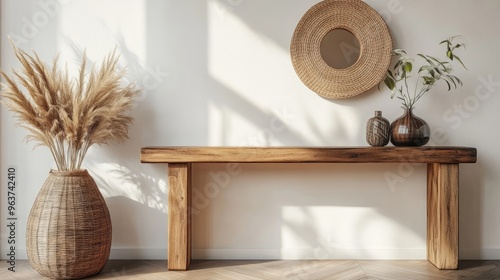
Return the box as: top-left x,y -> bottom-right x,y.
167,163 -> 192,271
427,163 -> 459,269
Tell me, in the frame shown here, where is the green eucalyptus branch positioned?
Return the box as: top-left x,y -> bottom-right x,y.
380,36 -> 467,110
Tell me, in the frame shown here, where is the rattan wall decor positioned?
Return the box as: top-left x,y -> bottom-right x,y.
291,0 -> 393,99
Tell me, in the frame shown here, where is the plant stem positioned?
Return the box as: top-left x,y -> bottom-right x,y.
402,76 -> 411,109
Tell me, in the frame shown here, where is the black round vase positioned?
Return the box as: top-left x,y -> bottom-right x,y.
390,108 -> 430,146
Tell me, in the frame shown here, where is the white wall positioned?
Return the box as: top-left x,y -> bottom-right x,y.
1,0 -> 498,260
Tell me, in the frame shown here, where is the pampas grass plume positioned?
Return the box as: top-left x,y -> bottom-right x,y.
1,42 -> 140,171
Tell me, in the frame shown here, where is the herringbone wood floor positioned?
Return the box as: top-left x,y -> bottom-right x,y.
1,260 -> 500,279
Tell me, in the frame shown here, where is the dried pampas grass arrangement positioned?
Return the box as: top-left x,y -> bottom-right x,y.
1,43 -> 140,171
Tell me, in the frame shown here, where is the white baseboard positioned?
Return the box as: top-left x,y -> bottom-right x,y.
109,248 -> 167,260
191,248 -> 427,260
460,248 -> 500,259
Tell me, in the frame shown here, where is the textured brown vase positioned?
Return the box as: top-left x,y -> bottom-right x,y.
390,108 -> 430,146
366,111 -> 390,146
26,170 -> 112,279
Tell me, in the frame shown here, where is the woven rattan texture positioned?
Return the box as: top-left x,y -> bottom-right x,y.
291,0 -> 392,99
26,170 -> 112,279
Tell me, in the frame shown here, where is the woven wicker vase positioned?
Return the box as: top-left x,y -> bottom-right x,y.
26,170 -> 112,279
390,108 -> 430,146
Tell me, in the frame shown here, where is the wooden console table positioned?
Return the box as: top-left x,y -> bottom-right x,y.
140,146 -> 477,271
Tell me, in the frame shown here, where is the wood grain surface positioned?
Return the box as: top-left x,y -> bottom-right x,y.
427,163 -> 459,269
141,146 -> 477,164
167,164 -> 192,271
4,260 -> 500,279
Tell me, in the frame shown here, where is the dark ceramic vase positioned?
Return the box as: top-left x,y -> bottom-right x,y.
366,111 -> 390,147
390,108 -> 430,146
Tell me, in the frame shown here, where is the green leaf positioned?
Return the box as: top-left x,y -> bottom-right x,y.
450,75 -> 463,86
447,50 -> 453,60
404,62 -> 412,73
393,49 -> 407,55
453,55 -> 467,69
418,54 -> 437,67
428,55 -> 448,66
446,75 -> 458,88
417,53 -> 428,60
387,70 -> 396,80
384,76 -> 396,90
444,79 -> 451,91
434,67 -> 444,75
422,76 -> 434,85
394,60 -> 402,71
420,65 -> 439,74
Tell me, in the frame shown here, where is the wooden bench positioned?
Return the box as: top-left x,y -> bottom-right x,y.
140,146 -> 477,271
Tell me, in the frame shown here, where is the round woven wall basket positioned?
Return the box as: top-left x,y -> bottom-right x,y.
26,170 -> 112,279
291,0 -> 393,99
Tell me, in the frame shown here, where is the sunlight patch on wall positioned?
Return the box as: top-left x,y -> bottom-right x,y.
281,206 -> 425,259
207,0 -> 291,108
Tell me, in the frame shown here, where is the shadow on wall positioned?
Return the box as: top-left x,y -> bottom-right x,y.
105,196 -> 167,258
459,160 -> 484,259
85,145 -> 168,253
